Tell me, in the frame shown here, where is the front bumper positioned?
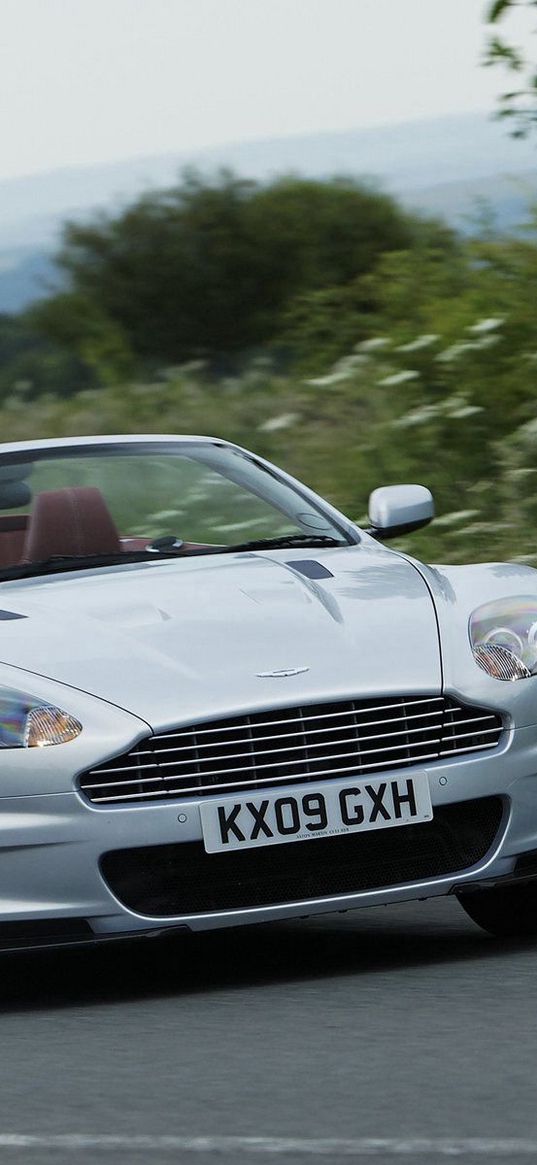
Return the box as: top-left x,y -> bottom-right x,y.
0,721 -> 536,946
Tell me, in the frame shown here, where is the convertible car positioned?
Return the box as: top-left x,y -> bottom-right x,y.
0,432 -> 535,951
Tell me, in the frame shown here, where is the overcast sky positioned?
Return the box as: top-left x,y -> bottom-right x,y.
0,0 -> 532,182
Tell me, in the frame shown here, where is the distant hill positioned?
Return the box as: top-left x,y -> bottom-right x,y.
0,111 -> 535,312
406,171 -> 537,233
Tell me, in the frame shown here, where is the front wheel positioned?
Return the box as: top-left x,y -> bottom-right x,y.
458,882 -> 537,937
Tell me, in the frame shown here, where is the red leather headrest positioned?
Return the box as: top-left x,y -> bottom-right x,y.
23,487 -> 120,563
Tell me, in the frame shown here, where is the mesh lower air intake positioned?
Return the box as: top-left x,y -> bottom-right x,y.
100,796 -> 505,916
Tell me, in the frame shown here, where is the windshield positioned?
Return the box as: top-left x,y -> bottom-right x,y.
0,440 -> 353,579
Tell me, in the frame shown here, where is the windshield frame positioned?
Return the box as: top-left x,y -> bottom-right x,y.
0,438 -> 360,582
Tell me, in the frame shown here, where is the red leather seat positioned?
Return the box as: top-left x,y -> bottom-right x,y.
0,516 -> 28,568
23,487 -> 121,563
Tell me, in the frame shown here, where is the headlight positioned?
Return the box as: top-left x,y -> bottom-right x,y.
470,597 -> 537,681
0,691 -> 82,748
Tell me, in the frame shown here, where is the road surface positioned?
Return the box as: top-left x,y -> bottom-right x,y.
0,897 -> 535,1164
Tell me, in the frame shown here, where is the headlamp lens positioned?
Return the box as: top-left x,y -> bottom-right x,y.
0,692 -> 82,748
470,597 -> 537,681
24,706 -> 82,747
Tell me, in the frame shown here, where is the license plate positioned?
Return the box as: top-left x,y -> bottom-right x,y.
200,772 -> 433,854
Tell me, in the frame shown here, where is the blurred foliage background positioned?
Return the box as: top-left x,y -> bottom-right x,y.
2,168 -> 537,566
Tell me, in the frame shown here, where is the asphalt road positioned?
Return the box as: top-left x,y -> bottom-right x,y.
0,897 -> 537,1165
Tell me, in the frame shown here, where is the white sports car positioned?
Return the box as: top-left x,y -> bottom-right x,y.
0,432 -> 534,951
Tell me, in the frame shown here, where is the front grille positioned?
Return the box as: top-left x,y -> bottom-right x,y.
100,796 -> 505,915
80,695 -> 504,806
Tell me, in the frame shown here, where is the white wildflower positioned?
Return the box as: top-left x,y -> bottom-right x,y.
306,375 -> 330,387
182,489 -> 211,503
149,509 -> 185,521
199,472 -> 221,485
392,404 -> 440,428
506,468 -> 537,480
434,510 -> 479,527
435,342 -> 477,363
258,413 -> 298,433
378,369 -> 419,387
474,334 -> 501,350
335,355 -> 367,374
439,392 -> 483,420
305,372 -> 348,387
458,520 -> 510,536
467,317 -> 505,334
448,405 -> 483,419
513,417 -> 537,442
305,353 -> 366,387
396,334 -> 440,353
356,337 -> 390,353
210,519 -> 267,533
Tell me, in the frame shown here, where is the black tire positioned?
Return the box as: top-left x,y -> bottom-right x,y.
458,882 -> 537,937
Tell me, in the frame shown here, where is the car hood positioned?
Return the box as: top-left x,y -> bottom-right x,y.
0,546 -> 441,731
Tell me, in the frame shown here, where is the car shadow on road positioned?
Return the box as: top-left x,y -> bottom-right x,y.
0,898 -> 533,1013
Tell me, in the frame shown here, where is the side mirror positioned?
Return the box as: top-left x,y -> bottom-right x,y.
367,484 -> 434,540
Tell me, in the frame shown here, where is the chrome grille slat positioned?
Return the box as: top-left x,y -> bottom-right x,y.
85,736 -> 498,801
79,695 -> 504,805
147,709 -> 458,754
154,737 -> 444,775
85,725 -> 501,792
148,724 -> 447,768
88,751 -> 447,802
151,697 -> 445,739
145,716 -> 498,764
92,762 -> 159,775
438,741 -> 502,757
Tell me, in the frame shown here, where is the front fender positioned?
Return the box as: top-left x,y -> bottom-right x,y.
403,558 -> 537,729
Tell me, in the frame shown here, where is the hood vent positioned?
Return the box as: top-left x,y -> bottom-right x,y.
286,560 -> 334,580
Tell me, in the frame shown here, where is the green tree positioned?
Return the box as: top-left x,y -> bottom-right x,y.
32,170 -> 449,375
0,312 -> 92,399
485,0 -> 537,135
